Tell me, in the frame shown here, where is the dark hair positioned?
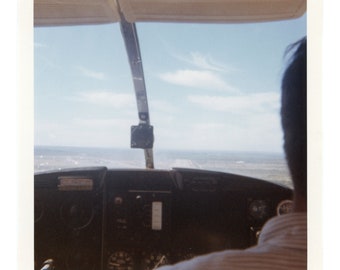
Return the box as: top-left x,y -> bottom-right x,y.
281,37 -> 307,199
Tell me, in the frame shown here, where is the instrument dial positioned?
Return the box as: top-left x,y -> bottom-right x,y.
107,251 -> 134,270
248,200 -> 269,220
60,199 -> 94,229
142,252 -> 169,270
276,199 -> 293,215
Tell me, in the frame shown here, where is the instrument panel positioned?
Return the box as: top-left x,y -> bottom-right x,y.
34,167 -> 292,270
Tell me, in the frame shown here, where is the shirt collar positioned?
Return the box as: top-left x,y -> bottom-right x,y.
258,212 -> 307,250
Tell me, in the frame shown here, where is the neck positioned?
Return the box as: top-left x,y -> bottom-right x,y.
293,194 -> 307,212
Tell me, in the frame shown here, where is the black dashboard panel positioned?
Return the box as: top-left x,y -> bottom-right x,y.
34,167 -> 107,270
34,167 -> 292,270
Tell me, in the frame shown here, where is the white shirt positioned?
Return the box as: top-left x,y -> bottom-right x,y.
158,212 -> 307,270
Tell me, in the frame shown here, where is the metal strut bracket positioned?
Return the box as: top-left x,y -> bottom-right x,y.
119,7 -> 154,169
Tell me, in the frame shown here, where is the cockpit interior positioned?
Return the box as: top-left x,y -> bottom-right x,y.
33,1 -> 306,269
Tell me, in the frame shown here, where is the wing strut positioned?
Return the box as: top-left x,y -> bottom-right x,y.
119,9 -> 154,169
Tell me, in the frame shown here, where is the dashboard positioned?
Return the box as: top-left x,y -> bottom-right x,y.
34,167 -> 293,270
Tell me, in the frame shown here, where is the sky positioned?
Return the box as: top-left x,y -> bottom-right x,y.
34,14 -> 306,153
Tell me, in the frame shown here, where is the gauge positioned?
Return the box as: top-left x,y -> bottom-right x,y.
276,199 -> 293,215
107,251 -> 134,270
60,199 -> 94,229
248,200 -> 270,220
142,252 -> 169,270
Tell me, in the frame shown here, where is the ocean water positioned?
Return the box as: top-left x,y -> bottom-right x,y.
34,146 -> 292,188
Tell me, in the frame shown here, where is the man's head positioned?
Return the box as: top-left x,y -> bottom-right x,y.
281,37 -> 307,207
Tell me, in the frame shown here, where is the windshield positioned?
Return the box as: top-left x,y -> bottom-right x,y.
34,15 -> 306,188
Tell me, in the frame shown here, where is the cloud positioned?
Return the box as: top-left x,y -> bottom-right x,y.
159,69 -> 236,92
76,66 -> 106,80
35,117 -> 133,148
159,52 -> 238,93
76,90 -> 135,109
154,116 -> 282,152
192,122 -> 226,130
176,52 -> 234,73
150,99 -> 178,113
188,92 -> 280,113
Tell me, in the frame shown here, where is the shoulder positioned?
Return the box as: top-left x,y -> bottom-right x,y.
157,213 -> 307,270
158,246 -> 306,270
